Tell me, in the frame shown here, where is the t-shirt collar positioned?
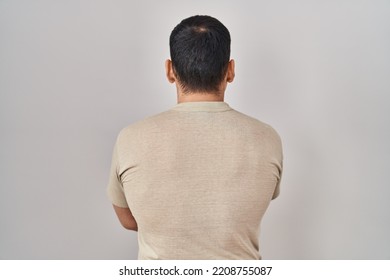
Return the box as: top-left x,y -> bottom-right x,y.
171,101 -> 232,112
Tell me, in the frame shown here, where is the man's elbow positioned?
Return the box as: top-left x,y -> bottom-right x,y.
121,222 -> 138,231
112,205 -> 138,231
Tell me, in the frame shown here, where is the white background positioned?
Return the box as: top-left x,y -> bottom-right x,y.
1,0 -> 389,259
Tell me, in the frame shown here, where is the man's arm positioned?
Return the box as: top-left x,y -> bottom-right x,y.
113,205 -> 138,231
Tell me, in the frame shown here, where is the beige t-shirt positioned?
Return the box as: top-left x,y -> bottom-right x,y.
107,101 -> 283,259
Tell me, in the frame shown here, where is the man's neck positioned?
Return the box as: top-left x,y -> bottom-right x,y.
176,86 -> 225,103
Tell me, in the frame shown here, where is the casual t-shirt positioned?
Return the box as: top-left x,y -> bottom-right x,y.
107,101 -> 283,259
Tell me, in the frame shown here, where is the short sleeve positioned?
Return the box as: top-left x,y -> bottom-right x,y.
272,137 -> 283,199
272,155 -> 283,200
272,175 -> 281,199
107,140 -> 129,208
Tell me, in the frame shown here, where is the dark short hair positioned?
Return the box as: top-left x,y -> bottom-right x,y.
169,15 -> 231,93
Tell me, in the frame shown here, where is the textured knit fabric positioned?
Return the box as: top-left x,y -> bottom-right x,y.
107,101 -> 283,259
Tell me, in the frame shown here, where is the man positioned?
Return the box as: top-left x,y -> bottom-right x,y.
107,15 -> 283,259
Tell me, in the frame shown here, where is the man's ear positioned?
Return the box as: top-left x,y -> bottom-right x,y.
226,59 -> 235,83
165,59 -> 176,83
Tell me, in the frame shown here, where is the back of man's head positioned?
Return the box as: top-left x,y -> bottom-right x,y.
169,15 -> 231,94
